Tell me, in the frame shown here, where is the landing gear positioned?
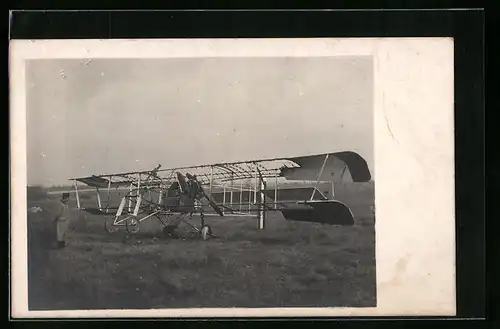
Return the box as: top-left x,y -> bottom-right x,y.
158,211 -> 215,240
126,217 -> 140,234
199,212 -> 211,240
198,211 -> 215,240
104,217 -> 118,233
200,225 -> 212,241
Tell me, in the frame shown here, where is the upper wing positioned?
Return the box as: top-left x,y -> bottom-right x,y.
69,151 -> 371,188
75,175 -> 132,188
283,151 -> 372,183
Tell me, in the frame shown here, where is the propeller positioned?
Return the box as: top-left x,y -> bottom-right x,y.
176,172 -> 188,193
186,173 -> 224,217
201,189 -> 224,217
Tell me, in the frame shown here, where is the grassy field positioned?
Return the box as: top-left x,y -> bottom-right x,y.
27,183 -> 376,310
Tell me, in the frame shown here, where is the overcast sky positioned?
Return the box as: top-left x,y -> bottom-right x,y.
26,57 -> 373,187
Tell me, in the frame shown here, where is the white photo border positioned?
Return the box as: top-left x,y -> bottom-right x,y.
10,37 -> 455,318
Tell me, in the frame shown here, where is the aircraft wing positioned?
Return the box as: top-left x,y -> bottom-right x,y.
69,151 -> 371,188
283,151 -> 372,182
74,175 -> 132,188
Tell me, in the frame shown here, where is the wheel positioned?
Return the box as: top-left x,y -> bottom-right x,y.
126,217 -> 140,234
201,225 -> 212,241
104,217 -> 118,233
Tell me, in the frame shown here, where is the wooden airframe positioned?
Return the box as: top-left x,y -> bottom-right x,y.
68,151 -> 371,239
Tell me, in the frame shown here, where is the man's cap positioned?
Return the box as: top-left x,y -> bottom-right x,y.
62,192 -> 70,199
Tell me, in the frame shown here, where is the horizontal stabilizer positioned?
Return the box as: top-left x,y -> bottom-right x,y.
280,200 -> 354,225
282,152 -> 371,183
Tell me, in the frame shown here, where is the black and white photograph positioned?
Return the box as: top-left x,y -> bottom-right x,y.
11,38 -> 456,318
25,55 -> 376,310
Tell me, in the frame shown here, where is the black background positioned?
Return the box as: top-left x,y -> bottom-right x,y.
8,5 -> 490,327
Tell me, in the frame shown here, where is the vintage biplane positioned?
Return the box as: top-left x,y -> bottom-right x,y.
68,151 -> 371,240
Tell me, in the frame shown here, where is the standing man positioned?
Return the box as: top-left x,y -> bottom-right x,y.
54,192 -> 71,249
